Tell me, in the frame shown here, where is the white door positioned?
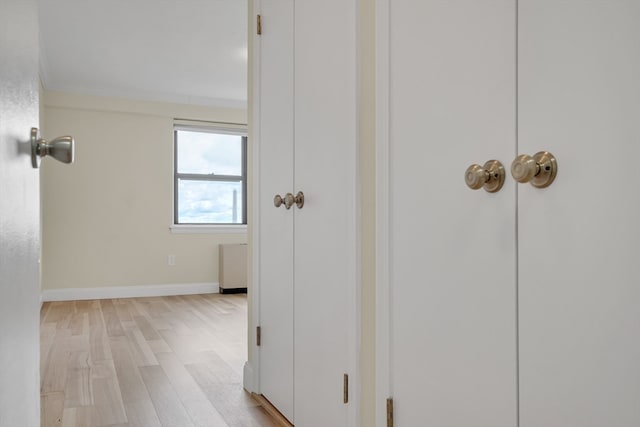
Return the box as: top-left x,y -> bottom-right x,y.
0,0 -> 41,425
381,1 -> 640,426
518,1 -> 640,425
381,1 -> 518,425
255,0 -> 358,425
293,0 -> 357,425
257,0 -> 295,420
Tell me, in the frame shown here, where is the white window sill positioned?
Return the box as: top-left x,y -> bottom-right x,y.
170,224 -> 248,234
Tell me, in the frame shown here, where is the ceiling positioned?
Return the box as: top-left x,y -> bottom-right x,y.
39,0 -> 248,108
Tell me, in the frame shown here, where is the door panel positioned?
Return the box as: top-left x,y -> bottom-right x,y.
0,0 -> 40,425
257,1 -> 357,424
293,0 -> 357,425
519,2 -> 640,425
388,1 -> 517,425
258,0 -> 294,420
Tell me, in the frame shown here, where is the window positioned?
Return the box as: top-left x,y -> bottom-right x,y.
174,124 -> 247,225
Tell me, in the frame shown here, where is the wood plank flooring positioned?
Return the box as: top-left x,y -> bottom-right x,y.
40,294 -> 277,427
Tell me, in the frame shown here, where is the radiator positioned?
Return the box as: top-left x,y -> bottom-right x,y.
219,243 -> 248,293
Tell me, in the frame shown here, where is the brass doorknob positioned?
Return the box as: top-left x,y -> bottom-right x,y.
273,193 -> 294,209
274,192 -> 304,209
464,160 -> 505,193
511,151 -> 557,188
294,191 -> 304,209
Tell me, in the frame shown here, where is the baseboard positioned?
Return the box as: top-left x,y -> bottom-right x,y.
41,282 -> 219,302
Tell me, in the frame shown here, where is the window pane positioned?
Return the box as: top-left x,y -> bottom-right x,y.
177,180 -> 244,224
176,130 -> 243,175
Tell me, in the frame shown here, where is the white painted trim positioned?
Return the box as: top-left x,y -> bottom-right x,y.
43,90 -> 247,124
43,84 -> 247,110
348,0 -> 361,425
249,0 -> 263,398
375,0 -> 391,426
41,282 -> 219,302
243,361 -> 255,392
169,224 -> 248,235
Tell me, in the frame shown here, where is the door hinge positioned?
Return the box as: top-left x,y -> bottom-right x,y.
256,326 -> 261,346
257,14 -> 262,35
343,374 -> 349,404
386,398 -> 394,427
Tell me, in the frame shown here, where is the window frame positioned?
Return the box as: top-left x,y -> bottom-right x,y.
173,123 -> 248,227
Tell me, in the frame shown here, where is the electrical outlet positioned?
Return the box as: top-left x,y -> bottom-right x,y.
168,255 -> 176,266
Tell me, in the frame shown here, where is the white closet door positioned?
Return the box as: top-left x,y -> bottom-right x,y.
257,0 -> 357,424
518,2 -> 640,425
293,0 -> 358,425
257,0 -> 294,421
385,1 -> 518,425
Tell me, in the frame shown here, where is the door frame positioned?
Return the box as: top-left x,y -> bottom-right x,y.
247,1 -> 361,425
247,0 -> 263,396
375,0 -> 391,426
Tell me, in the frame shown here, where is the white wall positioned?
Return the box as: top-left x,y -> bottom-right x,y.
41,91 -> 247,293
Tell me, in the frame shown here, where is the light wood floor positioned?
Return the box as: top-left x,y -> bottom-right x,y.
40,294 -> 277,427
